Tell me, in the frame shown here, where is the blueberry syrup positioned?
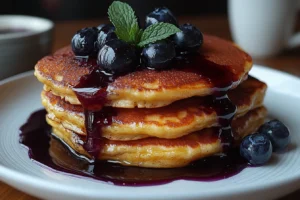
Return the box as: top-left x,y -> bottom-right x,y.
72,59 -> 117,158
174,54 -> 238,148
212,95 -> 237,149
19,110 -> 52,161
19,109 -> 248,186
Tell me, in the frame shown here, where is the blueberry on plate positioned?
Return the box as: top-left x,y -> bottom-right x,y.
97,39 -> 138,75
71,27 -> 98,56
97,25 -> 117,50
258,119 -> 290,152
145,7 -> 178,28
172,23 -> 203,54
240,133 -> 272,165
141,40 -> 176,70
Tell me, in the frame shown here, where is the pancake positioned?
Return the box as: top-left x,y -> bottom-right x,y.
42,76 -> 266,140
35,35 -> 252,108
49,107 -> 267,168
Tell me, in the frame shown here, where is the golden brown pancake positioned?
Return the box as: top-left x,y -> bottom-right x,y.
35,35 -> 252,108
49,107 -> 267,168
42,76 -> 266,140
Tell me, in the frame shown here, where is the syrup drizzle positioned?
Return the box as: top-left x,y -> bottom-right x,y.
175,54 -> 238,148
19,109 -> 248,186
73,62 -> 117,158
212,95 -> 237,148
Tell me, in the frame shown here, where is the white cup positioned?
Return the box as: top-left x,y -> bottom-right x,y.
228,0 -> 300,58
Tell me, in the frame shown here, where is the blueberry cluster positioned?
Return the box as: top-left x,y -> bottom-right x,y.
71,7 -> 203,75
240,120 -> 290,165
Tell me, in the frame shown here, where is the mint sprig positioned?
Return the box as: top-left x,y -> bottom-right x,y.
138,23 -> 180,47
108,1 -> 140,44
108,1 -> 180,47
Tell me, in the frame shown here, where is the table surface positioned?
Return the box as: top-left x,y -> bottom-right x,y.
1,16 -> 300,200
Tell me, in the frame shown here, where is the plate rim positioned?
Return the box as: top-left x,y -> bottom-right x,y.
1,65 -> 300,199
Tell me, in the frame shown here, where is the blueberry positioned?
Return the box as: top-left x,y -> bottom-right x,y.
141,40 -> 176,70
172,24 -> 203,54
145,7 -> 178,28
97,39 -> 138,75
71,27 -> 98,56
240,133 -> 272,165
258,120 -> 290,152
97,24 -> 115,32
96,25 -> 117,50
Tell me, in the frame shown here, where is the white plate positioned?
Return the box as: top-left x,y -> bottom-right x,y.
1,65 -> 300,200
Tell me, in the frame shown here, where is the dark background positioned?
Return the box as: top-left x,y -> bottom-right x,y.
0,0 -> 227,21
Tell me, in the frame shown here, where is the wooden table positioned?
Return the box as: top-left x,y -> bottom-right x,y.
1,16 -> 300,200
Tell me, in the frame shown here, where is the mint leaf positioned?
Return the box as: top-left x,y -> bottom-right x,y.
138,23 -> 180,47
136,29 -> 143,43
108,1 -> 140,44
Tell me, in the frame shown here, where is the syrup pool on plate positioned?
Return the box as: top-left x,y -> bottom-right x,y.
19,109 -> 248,186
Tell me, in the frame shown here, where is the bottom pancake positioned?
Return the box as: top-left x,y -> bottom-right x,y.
47,107 -> 267,168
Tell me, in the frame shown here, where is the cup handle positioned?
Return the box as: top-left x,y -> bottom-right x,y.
288,33 -> 300,48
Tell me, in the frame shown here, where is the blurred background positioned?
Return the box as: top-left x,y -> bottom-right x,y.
0,0 -> 300,74
0,0 -> 227,21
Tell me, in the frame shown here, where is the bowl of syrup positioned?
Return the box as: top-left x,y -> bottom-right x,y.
0,15 -> 53,80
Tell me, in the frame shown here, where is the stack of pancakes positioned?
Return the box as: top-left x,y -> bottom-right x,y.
35,35 -> 267,168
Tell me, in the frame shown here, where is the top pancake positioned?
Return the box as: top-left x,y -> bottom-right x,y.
35,34 -> 252,108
